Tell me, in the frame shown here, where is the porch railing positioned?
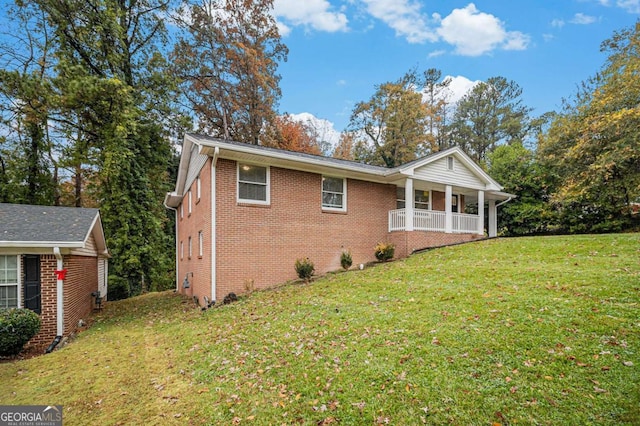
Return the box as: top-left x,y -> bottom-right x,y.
389,209 -> 479,234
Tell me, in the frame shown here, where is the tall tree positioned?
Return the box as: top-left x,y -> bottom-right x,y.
171,0 -> 288,144
0,2 -> 58,205
421,68 -> 452,152
261,114 -> 322,154
30,0 -> 178,294
538,22 -> 640,232
348,70 -> 429,167
449,76 -> 532,164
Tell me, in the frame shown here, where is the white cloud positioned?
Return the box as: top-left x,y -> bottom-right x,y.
427,49 -> 446,58
551,18 -> 565,28
273,0 -> 348,33
570,13 -> 597,24
288,112 -> 342,147
617,0 -> 640,13
435,4 -> 529,56
360,0 -> 438,43
442,75 -> 480,104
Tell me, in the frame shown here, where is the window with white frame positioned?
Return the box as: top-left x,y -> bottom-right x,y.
188,190 -> 192,215
447,156 -> 454,171
196,176 -> 201,201
180,241 -> 184,260
322,176 -> 346,211
0,255 -> 18,309
414,190 -> 430,210
180,203 -> 183,219
238,163 -> 269,204
198,231 -> 203,257
188,236 -> 192,259
396,188 -> 430,210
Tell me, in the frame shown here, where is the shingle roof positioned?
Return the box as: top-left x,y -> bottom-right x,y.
0,203 -> 100,244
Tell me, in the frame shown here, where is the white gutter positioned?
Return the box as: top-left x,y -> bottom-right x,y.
53,247 -> 64,336
496,197 -> 513,208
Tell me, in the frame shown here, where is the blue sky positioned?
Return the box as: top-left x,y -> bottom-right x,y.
272,0 -> 638,140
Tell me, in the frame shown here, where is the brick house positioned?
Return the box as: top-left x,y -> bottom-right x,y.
0,203 -> 109,348
164,134 -> 514,306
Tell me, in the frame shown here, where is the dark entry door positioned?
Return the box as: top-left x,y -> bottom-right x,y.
23,255 -> 41,314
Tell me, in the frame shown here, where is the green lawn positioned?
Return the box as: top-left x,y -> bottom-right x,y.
1,234 -> 639,425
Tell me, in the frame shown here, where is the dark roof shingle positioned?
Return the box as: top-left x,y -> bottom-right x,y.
0,203 -> 99,244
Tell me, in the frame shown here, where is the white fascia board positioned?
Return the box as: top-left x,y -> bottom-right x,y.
0,241 -> 83,248
86,212 -> 109,255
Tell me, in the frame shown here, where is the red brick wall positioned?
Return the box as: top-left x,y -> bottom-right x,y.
63,255 -> 98,336
176,161 -> 212,306
29,255 -> 58,346
27,255 -> 100,346
215,159 -> 396,300
390,231 -> 482,258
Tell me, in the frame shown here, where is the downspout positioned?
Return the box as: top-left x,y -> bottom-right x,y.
46,247 -> 64,353
496,197 -> 513,208
211,147 -> 219,304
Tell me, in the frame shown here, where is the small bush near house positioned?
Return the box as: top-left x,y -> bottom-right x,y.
294,258 -> 315,280
340,250 -> 353,270
0,309 -> 41,356
374,242 -> 395,261
107,276 -> 130,301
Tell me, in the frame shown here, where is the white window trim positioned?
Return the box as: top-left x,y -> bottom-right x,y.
196,176 -> 201,201
180,241 -> 184,260
237,163 -> 271,205
188,190 -> 192,215
322,176 -> 347,212
414,189 -> 432,210
447,156 -> 455,171
198,231 -> 203,257
0,255 -> 20,309
188,236 -> 192,259
180,203 -> 183,219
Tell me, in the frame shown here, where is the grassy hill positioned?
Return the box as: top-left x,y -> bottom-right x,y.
1,234 -> 639,425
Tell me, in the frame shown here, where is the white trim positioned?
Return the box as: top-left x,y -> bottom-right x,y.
477,190 -> 485,236
237,162 -> 271,205
0,254 -> 20,309
445,185 -> 453,234
321,175 -> 347,212
198,230 -> 203,257
188,190 -> 192,215
405,179 -> 414,231
211,159 -> 217,302
196,175 -> 201,201
53,247 -> 64,336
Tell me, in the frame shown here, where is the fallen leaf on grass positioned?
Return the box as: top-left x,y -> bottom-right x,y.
623,361 -> 634,367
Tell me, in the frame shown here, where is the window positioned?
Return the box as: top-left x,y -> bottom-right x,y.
238,163 -> 269,204
396,187 -> 405,209
180,203 -> 183,219
180,241 -> 184,260
196,176 -> 201,201
322,176 -> 346,211
447,156 -> 454,171
198,231 -> 203,257
188,236 -> 192,259
0,255 -> 18,309
451,194 -> 459,213
188,190 -> 192,215
396,188 -> 430,210
414,190 -> 430,210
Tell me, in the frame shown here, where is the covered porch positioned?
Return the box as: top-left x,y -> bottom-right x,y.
388,178 -> 511,238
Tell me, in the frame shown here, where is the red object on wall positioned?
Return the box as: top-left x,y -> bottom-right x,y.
54,269 -> 67,280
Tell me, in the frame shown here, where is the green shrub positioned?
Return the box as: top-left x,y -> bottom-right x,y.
0,309 -> 41,356
340,250 -> 353,270
294,258 -> 315,281
374,242 -> 395,261
107,275 -> 131,301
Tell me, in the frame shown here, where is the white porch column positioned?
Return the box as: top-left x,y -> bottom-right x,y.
477,190 -> 485,235
445,185 -> 452,233
488,200 -> 497,237
405,178 -> 414,231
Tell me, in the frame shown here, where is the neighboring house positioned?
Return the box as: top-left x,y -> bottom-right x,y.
0,203 -> 109,348
164,134 -> 514,306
